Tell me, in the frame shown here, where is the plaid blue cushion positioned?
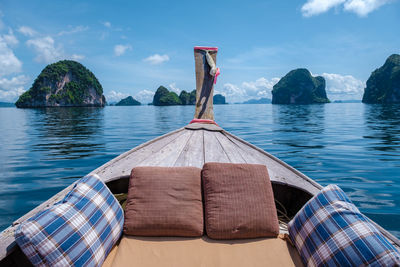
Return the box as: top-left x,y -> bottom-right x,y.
15,174 -> 124,267
288,184 -> 400,267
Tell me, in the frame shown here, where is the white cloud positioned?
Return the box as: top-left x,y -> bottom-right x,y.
343,0 -> 390,16
105,89 -> 155,104
114,44 -> 132,56
242,77 -> 280,98
143,54 -> 170,65
134,90 -> 154,104
321,73 -> 365,100
216,77 -> 280,103
168,83 -> 181,94
0,35 -> 23,76
3,30 -> 18,46
0,75 -> 29,102
103,21 -> 111,28
70,54 -> 85,61
106,90 -> 129,103
219,74 -> 364,102
301,0 -> 391,17
58,25 -> 88,36
301,0 -> 346,17
26,36 -> 64,63
18,26 -> 37,37
215,83 -> 247,103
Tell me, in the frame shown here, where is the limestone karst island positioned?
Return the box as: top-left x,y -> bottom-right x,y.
115,96 -> 141,106
272,68 -> 329,104
152,86 -> 226,106
362,54 -> 400,104
15,60 -> 106,108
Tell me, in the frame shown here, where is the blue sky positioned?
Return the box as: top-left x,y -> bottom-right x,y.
0,0 -> 399,103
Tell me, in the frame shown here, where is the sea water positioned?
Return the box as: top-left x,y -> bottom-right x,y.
0,103 -> 399,236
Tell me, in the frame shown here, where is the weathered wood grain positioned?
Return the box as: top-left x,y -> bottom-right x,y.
93,128 -> 186,180
194,48 -> 217,120
173,130 -> 204,168
139,130 -> 193,167
221,130 -> 322,195
203,130 -> 230,163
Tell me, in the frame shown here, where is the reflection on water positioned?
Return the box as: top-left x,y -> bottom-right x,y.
30,108 -> 105,160
272,104 -> 325,150
0,104 -> 399,238
363,104 -> 400,153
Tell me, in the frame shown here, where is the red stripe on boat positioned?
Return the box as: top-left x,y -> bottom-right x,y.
194,46 -> 218,51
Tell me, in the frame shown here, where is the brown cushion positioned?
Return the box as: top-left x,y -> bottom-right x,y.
124,166 -> 203,237
202,163 -> 279,239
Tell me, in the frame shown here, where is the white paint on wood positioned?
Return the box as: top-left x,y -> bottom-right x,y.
139,130 -> 193,167
93,128 -> 186,180
174,130 -> 205,168
203,130 -> 230,163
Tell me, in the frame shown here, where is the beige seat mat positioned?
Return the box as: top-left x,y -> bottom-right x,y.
102,244 -> 119,267
109,235 -> 304,267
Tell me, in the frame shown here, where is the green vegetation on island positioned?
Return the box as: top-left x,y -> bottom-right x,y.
242,98 -> 271,104
362,54 -> 400,104
213,94 -> 226,104
16,60 -> 106,108
179,90 -> 196,105
152,86 -> 228,106
115,96 -> 141,106
153,86 -> 181,106
272,68 -> 329,104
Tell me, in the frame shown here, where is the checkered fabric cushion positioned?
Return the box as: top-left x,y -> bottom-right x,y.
288,184 -> 400,267
15,174 -> 124,267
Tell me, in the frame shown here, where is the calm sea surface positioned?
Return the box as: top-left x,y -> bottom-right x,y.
0,104 -> 399,237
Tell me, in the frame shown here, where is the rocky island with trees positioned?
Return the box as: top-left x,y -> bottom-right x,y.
16,60 -> 106,108
152,86 -> 226,106
115,96 -> 141,106
362,54 -> 400,104
272,68 -> 329,104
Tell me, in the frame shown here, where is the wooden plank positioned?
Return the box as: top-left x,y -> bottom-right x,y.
221,130 -> 321,195
93,128 -> 186,180
173,130 -> 204,168
139,130 -> 193,167
203,130 -> 230,163
213,132 -> 248,164
193,47 -> 218,120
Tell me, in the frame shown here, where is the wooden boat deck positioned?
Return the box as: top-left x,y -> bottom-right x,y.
94,124 -> 322,195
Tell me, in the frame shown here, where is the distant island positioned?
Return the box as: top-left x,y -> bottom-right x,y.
213,94 -> 226,104
242,98 -> 271,104
153,86 -> 182,106
272,68 -> 330,104
152,86 -> 226,106
179,90 -> 196,105
362,54 -> 400,104
0,102 -> 14,107
15,60 -> 106,108
115,96 -> 141,106
333,100 -> 361,103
